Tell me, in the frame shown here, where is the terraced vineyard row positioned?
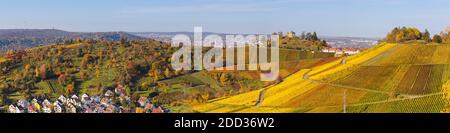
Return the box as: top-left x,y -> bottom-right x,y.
331,64 -> 448,95
309,43 -> 396,79
278,58 -> 340,79
347,94 -> 447,113
271,85 -> 390,108
333,66 -> 399,91
279,49 -> 335,61
193,43 -> 450,113
365,44 -> 450,65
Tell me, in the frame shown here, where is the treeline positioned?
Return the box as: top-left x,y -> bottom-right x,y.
0,38 -> 184,105
0,29 -> 145,53
0,37 -> 257,107
275,31 -> 329,51
437,31 -> 450,43
385,27 -> 450,44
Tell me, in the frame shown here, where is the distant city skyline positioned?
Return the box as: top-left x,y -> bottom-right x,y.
1,0 -> 450,38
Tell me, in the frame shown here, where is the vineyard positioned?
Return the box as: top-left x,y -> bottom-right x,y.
364,44 -> 450,65
193,43 -> 450,113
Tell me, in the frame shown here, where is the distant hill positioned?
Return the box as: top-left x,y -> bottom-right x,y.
130,32 -> 378,48
320,36 -> 379,48
0,37 -> 336,111
130,32 -> 258,43
0,29 -> 145,52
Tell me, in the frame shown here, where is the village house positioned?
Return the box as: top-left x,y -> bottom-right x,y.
114,84 -> 126,95
138,96 -> 148,107
6,85 -> 169,113
322,48 -> 364,56
81,94 -> 90,103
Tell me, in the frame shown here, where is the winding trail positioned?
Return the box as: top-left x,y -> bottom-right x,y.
199,44 -> 449,112
207,91 -> 444,113
255,89 -> 266,107
243,67 -> 445,112
302,69 -> 419,98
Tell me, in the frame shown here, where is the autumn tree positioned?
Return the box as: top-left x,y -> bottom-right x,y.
34,67 -> 39,78
66,82 -> 74,96
23,88 -> 33,100
305,32 -> 319,41
97,50 -> 104,62
38,64 -> 47,80
219,73 -> 229,85
24,64 -> 31,72
422,29 -> 431,43
80,70 -> 86,81
0,88 -> 9,105
125,61 -> 137,76
433,35 -> 443,43
200,91 -> 210,103
279,31 -> 328,50
441,32 -> 450,43
57,74 -> 67,85
174,70 -> 181,76
95,68 -> 100,78
80,54 -> 90,69
300,32 -> 306,40
386,27 -> 422,43
77,48 -> 84,57
164,68 -> 172,79
150,70 -> 160,83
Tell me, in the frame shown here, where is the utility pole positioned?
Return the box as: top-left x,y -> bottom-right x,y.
343,90 -> 347,113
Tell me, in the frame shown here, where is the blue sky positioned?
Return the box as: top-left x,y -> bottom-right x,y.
1,0 -> 449,37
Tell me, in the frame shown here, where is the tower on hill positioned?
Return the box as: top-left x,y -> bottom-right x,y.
287,31 -> 296,38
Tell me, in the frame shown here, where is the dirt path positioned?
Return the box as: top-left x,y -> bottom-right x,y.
302,69 -> 420,98
202,61 -> 446,112
255,89 -> 267,107
245,68 -> 444,111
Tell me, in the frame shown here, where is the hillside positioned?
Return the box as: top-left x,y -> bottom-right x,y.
0,29 -> 145,52
193,43 -> 450,113
0,38 -> 337,112
131,31 -> 331,51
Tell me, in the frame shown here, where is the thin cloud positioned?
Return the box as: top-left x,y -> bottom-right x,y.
122,4 -> 272,14
119,0 -> 306,14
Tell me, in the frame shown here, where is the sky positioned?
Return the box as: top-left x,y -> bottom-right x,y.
0,0 -> 449,38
